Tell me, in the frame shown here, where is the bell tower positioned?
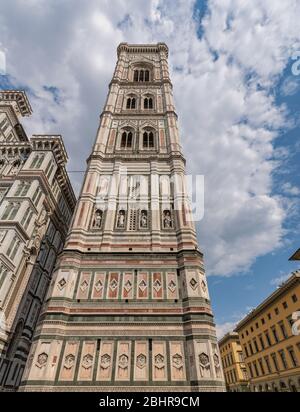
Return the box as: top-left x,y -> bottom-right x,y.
21,43 -> 225,392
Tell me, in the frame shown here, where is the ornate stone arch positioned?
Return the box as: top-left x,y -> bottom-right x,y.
141,91 -> 155,110
124,91 -> 139,110
130,61 -> 154,82
140,125 -> 157,151
116,125 -> 136,151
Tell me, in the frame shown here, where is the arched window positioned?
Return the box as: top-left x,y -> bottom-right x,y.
126,97 -> 136,109
143,130 -> 154,149
120,130 -> 133,149
144,97 -> 153,109
133,69 -> 151,82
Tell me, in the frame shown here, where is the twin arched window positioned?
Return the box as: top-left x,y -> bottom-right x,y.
143,130 -> 154,149
126,97 -> 136,109
119,129 -> 155,150
134,69 -> 150,82
121,130 -> 133,149
144,97 -> 153,109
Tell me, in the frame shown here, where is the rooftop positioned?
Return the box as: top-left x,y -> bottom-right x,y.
235,270 -> 300,331
289,248 -> 300,261
117,42 -> 168,57
0,90 -> 32,116
218,331 -> 240,347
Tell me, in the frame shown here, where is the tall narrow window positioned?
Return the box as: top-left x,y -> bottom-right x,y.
6,236 -> 18,257
21,207 -> 30,226
271,353 -> 279,371
120,131 -> 133,149
30,153 -> 45,169
1,202 -> 20,220
126,97 -> 136,110
0,264 -> 8,290
134,69 -> 150,82
144,97 -> 153,109
264,356 -> 272,373
258,358 -> 265,375
10,238 -> 20,260
24,211 -> 33,231
15,181 -> 30,197
271,326 -> 279,343
287,347 -> 298,367
143,131 -> 154,149
278,350 -> 288,369
279,322 -> 288,339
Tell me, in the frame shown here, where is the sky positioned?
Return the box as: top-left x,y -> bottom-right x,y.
0,0 -> 300,338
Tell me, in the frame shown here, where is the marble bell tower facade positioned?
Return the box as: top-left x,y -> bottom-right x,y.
21,43 -> 225,392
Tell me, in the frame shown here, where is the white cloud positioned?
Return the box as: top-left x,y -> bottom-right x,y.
281,76 -> 300,96
216,321 -> 236,340
270,272 -> 291,286
0,0 -> 299,275
282,182 -> 300,196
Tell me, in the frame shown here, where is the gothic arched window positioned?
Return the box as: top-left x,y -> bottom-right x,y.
143,130 -> 154,149
144,97 -> 153,109
133,69 -> 151,82
126,97 -> 136,109
120,130 -> 133,149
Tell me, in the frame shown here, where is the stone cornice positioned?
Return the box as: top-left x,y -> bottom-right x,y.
0,90 -> 32,117
87,151 -> 186,165
117,42 -> 169,58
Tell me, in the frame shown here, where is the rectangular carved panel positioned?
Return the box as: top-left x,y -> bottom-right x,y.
115,341 -> 131,381
137,272 -> 148,299
76,272 -> 92,300
169,341 -> 186,381
166,272 -> 178,299
134,341 -> 148,381
107,272 -> 120,299
122,272 -> 134,299
152,341 -> 167,381
92,272 -> 106,299
59,341 -> 79,381
152,272 -> 163,299
97,341 -> 114,381
78,341 -> 96,381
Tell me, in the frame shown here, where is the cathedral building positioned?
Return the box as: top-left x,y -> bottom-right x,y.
0,90 -> 76,390
20,43 -> 225,391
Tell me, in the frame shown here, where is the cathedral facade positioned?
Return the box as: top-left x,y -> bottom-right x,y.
0,91 -> 76,390
21,43 -> 225,391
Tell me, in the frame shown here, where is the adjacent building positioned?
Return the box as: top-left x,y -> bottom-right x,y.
20,43 -> 225,392
0,90 -> 76,390
289,248 -> 300,261
235,271 -> 300,392
219,332 -> 249,392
